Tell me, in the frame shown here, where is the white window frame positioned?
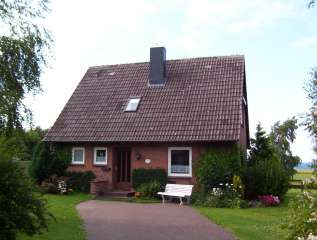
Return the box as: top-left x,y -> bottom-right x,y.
125,97 -> 141,112
94,147 -> 107,165
168,147 -> 192,177
72,147 -> 85,165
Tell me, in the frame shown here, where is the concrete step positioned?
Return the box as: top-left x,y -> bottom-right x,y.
106,190 -> 135,198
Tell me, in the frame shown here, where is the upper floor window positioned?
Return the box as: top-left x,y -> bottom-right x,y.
72,147 -> 85,165
125,97 -> 141,112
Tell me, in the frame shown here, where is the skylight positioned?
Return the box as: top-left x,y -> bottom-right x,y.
125,97 -> 141,112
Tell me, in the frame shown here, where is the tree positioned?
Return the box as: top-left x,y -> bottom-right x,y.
30,143 -> 71,184
23,127 -> 47,161
309,0 -> 315,8
270,117 -> 301,176
0,0 -> 52,132
304,68 -> 317,172
0,156 -> 51,240
244,123 -> 290,199
248,123 -> 274,166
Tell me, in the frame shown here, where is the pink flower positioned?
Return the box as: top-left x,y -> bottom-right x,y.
258,195 -> 280,206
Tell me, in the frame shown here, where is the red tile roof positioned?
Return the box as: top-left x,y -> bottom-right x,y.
44,55 -> 247,143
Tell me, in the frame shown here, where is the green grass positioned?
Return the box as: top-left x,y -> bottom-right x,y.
18,193 -> 92,240
293,171 -> 313,181
196,190 -> 300,240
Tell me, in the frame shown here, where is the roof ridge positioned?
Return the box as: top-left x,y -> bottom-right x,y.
89,54 -> 245,70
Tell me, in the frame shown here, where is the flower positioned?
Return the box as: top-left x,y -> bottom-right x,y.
258,195 -> 280,206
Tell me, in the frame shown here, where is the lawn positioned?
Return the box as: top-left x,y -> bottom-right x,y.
290,171 -> 314,187
196,190 -> 301,240
293,171 -> 313,181
18,193 -> 92,240
16,189 -> 314,240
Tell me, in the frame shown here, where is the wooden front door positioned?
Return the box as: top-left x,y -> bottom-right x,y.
115,148 -> 131,190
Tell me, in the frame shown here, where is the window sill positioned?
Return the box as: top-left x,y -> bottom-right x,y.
168,174 -> 192,178
71,162 -> 85,166
93,163 -> 107,166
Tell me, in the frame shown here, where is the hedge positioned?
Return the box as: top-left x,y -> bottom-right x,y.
65,171 -> 96,193
132,168 -> 167,190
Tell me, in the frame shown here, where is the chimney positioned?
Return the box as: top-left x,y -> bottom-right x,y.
149,47 -> 166,85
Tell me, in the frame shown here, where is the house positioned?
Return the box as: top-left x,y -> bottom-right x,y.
43,47 -> 250,194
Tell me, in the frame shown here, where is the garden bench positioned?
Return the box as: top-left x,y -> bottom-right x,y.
157,184 -> 193,205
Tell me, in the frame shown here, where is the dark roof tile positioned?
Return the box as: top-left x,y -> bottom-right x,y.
44,55 -> 246,142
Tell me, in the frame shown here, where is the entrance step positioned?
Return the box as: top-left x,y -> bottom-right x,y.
106,190 -> 135,198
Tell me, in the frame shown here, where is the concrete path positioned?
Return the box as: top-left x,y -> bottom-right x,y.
77,200 -> 235,240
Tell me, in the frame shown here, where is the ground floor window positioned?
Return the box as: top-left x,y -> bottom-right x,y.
94,147 -> 107,165
168,147 -> 192,177
72,147 -> 85,165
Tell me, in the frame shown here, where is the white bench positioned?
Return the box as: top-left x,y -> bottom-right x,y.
157,184 -> 193,205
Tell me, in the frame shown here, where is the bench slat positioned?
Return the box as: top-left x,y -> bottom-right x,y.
158,184 -> 193,198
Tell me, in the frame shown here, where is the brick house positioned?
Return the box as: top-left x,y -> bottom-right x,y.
43,47 -> 250,194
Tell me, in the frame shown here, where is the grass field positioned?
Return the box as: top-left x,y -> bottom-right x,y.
293,171 -> 314,181
197,189 -> 304,240
18,193 -> 92,240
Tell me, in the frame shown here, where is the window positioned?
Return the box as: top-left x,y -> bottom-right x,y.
125,97 -> 141,111
94,147 -> 107,165
72,147 -> 85,165
168,147 -> 192,177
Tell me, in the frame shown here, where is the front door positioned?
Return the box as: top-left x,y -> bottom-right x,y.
115,148 -> 131,190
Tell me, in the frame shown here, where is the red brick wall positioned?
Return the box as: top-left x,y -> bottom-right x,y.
130,144 -> 206,185
60,142 -> 235,192
66,144 -> 113,194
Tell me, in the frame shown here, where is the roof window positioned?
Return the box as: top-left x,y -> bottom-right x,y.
125,97 -> 141,112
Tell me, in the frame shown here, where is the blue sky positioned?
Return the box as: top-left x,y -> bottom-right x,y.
26,0 -> 317,162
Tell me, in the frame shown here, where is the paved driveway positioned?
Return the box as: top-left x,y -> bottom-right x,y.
77,200 -> 235,240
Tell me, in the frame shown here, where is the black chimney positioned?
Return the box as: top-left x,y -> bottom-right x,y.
149,47 -> 166,85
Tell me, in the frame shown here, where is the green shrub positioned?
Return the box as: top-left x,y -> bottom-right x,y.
243,157 -> 290,199
30,143 -> 71,183
137,181 -> 162,199
0,157 -> 51,240
132,168 -> 167,190
283,188 -> 317,240
65,171 -> 96,193
191,184 -> 207,205
194,146 -> 242,192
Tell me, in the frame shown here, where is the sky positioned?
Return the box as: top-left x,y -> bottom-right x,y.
25,0 -> 317,163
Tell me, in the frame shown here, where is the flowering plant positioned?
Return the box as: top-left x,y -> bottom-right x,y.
205,182 -> 246,208
303,177 -> 317,189
57,180 -> 67,194
283,177 -> 317,240
258,195 -> 280,206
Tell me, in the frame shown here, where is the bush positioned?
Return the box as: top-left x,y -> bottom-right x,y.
191,184 -> 207,205
283,187 -> 317,240
65,171 -> 96,193
40,174 -> 71,194
30,143 -> 71,183
132,168 -> 167,190
194,146 -> 242,192
258,195 -> 280,206
203,182 -> 246,208
137,181 -> 162,199
243,157 -> 290,199
0,157 -> 51,240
